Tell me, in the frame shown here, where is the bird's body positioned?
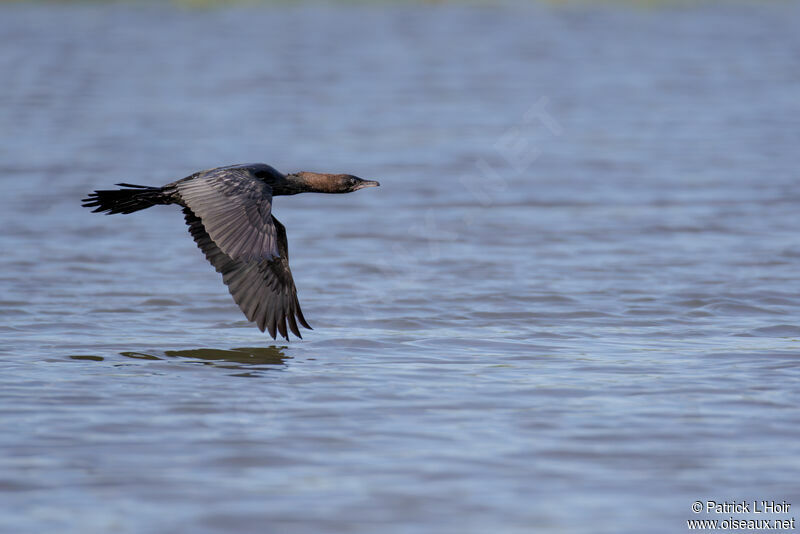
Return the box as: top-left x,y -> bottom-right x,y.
82,163 -> 379,340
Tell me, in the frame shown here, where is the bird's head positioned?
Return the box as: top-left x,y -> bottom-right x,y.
291,172 -> 380,194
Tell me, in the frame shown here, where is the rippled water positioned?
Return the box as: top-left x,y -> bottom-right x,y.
1,2 -> 799,533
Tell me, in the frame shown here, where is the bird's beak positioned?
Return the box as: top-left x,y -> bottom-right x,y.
355,180 -> 380,190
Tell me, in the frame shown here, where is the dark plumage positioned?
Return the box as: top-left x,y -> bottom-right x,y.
82,163 -> 379,340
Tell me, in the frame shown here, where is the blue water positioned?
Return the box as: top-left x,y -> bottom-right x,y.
1,2 -> 799,533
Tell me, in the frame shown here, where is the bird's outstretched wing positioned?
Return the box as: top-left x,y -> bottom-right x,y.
176,166 -> 278,262
184,208 -> 311,340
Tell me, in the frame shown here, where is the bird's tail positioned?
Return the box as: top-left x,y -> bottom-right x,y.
82,183 -> 169,215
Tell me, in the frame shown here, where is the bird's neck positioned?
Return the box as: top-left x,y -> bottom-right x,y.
269,174 -> 308,196
273,172 -> 338,195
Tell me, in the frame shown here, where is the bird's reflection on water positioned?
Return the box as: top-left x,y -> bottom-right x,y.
76,346 -> 291,376
163,346 -> 288,367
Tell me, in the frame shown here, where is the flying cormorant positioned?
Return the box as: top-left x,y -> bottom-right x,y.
82,163 -> 380,340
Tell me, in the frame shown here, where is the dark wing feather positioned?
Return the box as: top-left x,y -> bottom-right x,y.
183,208 -> 311,340
176,166 -> 278,262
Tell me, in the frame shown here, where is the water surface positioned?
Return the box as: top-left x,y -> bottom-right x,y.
1,2 -> 799,533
